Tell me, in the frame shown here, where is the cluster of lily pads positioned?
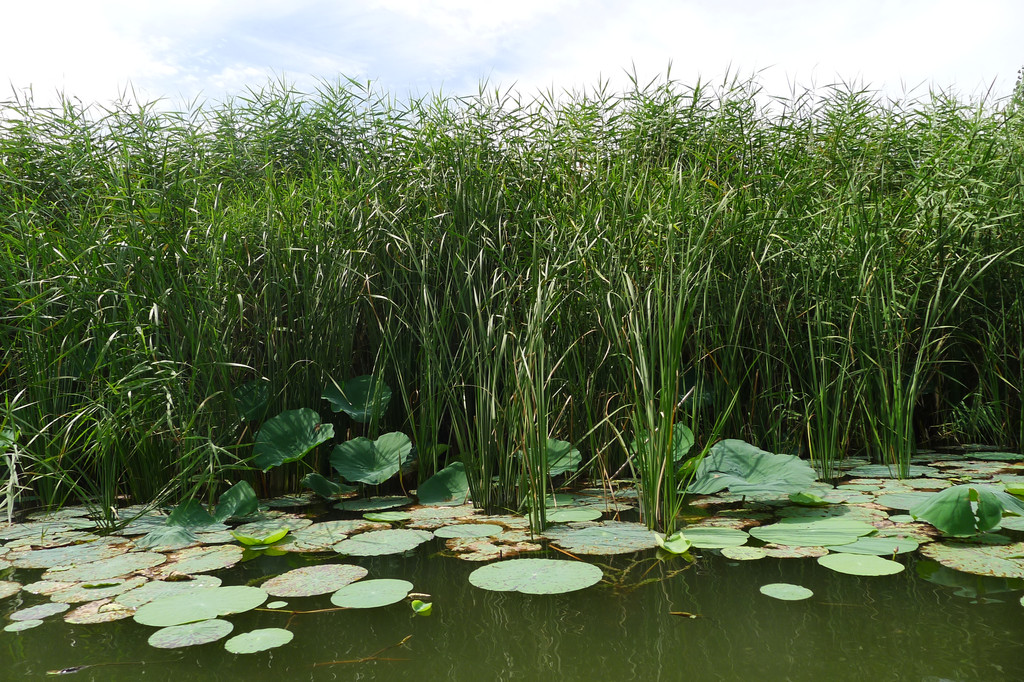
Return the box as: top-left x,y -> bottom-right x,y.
2,438 -> 1024,656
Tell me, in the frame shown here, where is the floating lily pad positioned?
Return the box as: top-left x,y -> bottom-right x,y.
875,492 -> 936,511
233,516 -> 312,536
277,520 -> 385,552
445,538 -> 543,561
5,619 -> 43,632
337,496 -> 412,512
468,559 -> 603,594
10,602 -> 71,621
50,576 -> 148,603
546,521 -> 658,555
261,564 -> 368,597
434,524 -> 503,539
720,546 -> 767,561
148,619 -> 234,649
266,601 -> 288,609
749,517 -> 876,547
0,580 -> 21,599
763,544 -> 830,559
919,540 -> 1024,578
333,529 -> 433,556
225,627 -> 295,654
817,553 -> 905,576
683,526 -> 749,549
10,541 -> 128,570
154,544 -> 244,577
546,508 -> 603,523
830,536 -> 919,556
847,464 -> 938,478
116,576 -> 223,608
330,578 -> 413,608
42,551 -> 166,582
134,586 -> 268,627
363,511 -> 411,522
760,583 -> 813,600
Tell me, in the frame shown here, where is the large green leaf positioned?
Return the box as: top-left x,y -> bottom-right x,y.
301,472 -> 357,499
630,423 -> 694,466
910,485 -> 1024,537
468,559 -> 602,594
417,462 -> 469,505
233,379 -> 270,422
330,578 -> 412,608
252,409 -> 333,471
212,481 -> 258,523
134,586 -> 268,627
686,439 -> 817,495
547,439 -> 582,476
322,375 -> 392,423
331,432 -> 413,485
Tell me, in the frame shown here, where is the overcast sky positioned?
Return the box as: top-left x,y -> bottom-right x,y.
3,1 -> 1022,109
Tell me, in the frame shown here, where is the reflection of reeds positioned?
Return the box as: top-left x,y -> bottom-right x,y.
2,74 -> 1022,517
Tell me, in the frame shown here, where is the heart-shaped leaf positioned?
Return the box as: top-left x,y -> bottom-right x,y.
331,432 -> 413,486
252,409 -> 333,471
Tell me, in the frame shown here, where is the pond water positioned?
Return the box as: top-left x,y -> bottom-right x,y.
3,536 -> 1022,682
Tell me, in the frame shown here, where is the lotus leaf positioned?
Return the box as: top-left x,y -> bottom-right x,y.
43,551 -> 166,582
51,576 -> 148,603
847,464 -> 938,478
686,439 -> 817,495
252,408 -> 333,471
788,492 -> 829,507
331,433 -> 414,486
654,531 -> 692,554
760,583 -> 813,600
63,598 -> 136,624
411,599 -> 432,616
10,602 -> 70,621
278,520 -> 383,551
910,485 -> 1024,536
363,511 -> 411,522
234,379 -> 270,422
212,481 -> 259,523
682,526 -> 749,549
301,472 -> 357,499
546,521 -> 658,555
468,559 -> 602,594
546,508 -> 602,523
417,462 -> 470,505
0,580 -> 21,599
232,526 -> 289,546
749,517 -> 876,547
547,439 -> 582,476
261,564 -> 368,597
919,540 -> 1024,578
148,619 -> 234,649
830,536 -> 919,556
322,375 -> 392,423
333,529 -> 433,556
720,546 -> 767,561
630,422 -> 694,467
817,553 -> 904,576
330,578 -> 413,608
134,586 -> 268,627
434,524 -> 503,539
11,541 -> 127,570
234,516 -> 311,536
154,544 -> 243,577
337,496 -> 412,512
4,619 -> 42,632
116,576 -> 222,608
134,526 -> 202,551
225,627 -> 295,654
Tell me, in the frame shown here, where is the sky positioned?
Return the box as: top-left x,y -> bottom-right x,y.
3,0 -> 1022,110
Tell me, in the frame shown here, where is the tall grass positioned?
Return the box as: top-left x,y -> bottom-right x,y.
2,74 -> 1023,530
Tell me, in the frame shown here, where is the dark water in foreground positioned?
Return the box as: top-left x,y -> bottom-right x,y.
2,539 -> 1021,682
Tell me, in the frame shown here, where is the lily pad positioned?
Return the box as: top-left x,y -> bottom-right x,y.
225,627 -> 295,654
919,540 -> 1024,578
234,516 -> 312,537
277,520 -> 385,552
337,496 -> 412,512
0,580 -> 22,599
817,553 -> 905,576
322,375 -> 392,423
42,551 -> 166,582
760,583 -> 813,600
363,511 -> 411,522
468,559 -> 603,594
116,576 -> 223,608
546,508 -> 603,523
331,433 -> 414,486
4,619 -> 43,632
687,439 -> 817,495
154,544 -> 244,577
434,524 -> 503,539
63,599 -> 135,626
720,546 -> 767,561
546,521 -> 658,555
252,408 -> 333,471
261,564 -> 368,597
830,536 -> 919,556
50,576 -> 148,603
11,541 -> 128,570
134,586 -> 268,627
682,526 -> 749,549
333,529 -> 433,556
749,517 -> 876,547
9,602 -> 71,621
846,464 -> 938,478
330,578 -> 413,608
148,619 -> 234,649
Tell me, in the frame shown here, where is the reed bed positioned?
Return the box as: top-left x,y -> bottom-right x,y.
2,74 -> 1022,529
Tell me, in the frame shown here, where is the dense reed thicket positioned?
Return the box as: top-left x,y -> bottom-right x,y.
2,74 -> 1023,529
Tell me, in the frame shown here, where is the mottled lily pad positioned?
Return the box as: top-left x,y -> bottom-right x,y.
336,496 -> 412,512
846,464 -> 938,478
0,580 -> 21,599
468,558 -> 603,594
261,564 -> 368,597
330,578 -> 413,608
720,546 -> 767,561
64,598 -> 136,624
546,521 -> 658,555
433,524 -> 503,539
919,540 -> 1024,578
277,520 -> 386,552
116,576 -> 223,608
760,583 -> 813,600
363,511 -> 411,522
749,517 -> 876,547
224,627 -> 294,654
817,553 -> 905,576
5,619 -> 43,632
10,541 -> 128,569
683,526 -> 749,549
50,576 -> 148,603
154,544 -> 244,577
830,536 -> 919,556
545,508 -> 603,523
233,516 -> 312,537
148,619 -> 234,649
10,602 -> 71,621
134,586 -> 268,627
445,538 -> 543,561
42,552 -> 166,582
333,529 -> 433,556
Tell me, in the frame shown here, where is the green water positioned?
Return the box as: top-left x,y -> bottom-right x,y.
3,540 -> 1021,682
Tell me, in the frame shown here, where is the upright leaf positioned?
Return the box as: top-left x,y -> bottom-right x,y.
252,409 -> 333,471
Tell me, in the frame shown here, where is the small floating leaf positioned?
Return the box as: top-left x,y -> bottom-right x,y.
0,580 -> 22,599
411,599 -> 433,616
720,546 -> 767,561
363,511 -> 411,522
4,620 -> 43,632
148,619 -> 234,649
817,553 -> 905,576
225,627 -> 295,654
333,529 -> 432,557
831,536 -> 919,556
654,531 -> 692,554
9,602 -> 70,621
330,578 -> 413,608
760,583 -> 813,600
468,558 -> 603,594
434,524 -> 503,539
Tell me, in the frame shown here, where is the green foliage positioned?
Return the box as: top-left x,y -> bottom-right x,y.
910,485 -> 1024,536
686,440 -> 818,495
322,375 -> 393,424
330,432 -> 414,486
252,409 -> 333,471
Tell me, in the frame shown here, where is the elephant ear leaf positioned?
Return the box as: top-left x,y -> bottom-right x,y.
252,409 -> 333,471
331,432 -> 413,485
910,485 -> 1024,536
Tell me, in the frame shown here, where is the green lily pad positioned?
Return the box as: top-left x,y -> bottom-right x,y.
50,576 -> 148,603
830,536 -> 919,556
266,601 -> 288,609
546,521 -> 658,555
155,544 -> 244,577
261,564 -> 368,597
417,462 -> 470,506
337,496 -> 413,512
434,524 -> 503,539
363,511 -> 411,522
331,433 -> 414,486
9,602 -> 71,621
11,541 -> 128,570
134,586 -> 268,627
788,492 -> 830,507
225,627 -> 295,654
252,408 -> 334,471
116,576 -> 223,608
546,508 -> 603,523
322,375 -> 392,423
817,553 -> 905,576
0,580 -> 22,599
720,546 -> 767,561
760,583 -> 813,600
749,517 -> 876,547
683,526 -> 749,549
919,540 -> 1024,578
148,619 -> 234,649
4,619 -> 43,632
330,578 -> 413,608
468,559 -> 603,594
333,529 -> 433,556
969,451 -> 1023,462
875,492 -> 936,511
42,552 -> 166,582
847,464 -> 938,478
